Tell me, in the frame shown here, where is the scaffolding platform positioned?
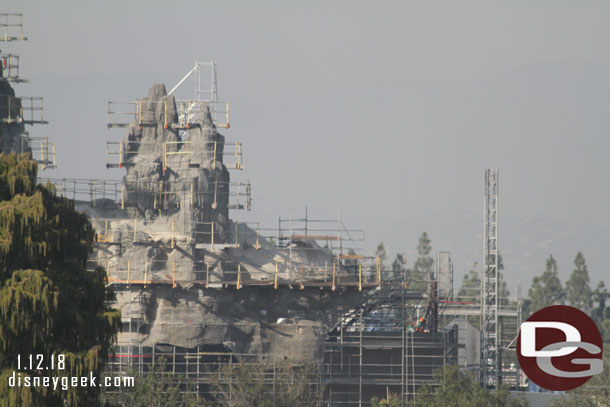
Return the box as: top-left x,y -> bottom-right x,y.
106,140 -> 243,171
106,99 -> 230,129
0,13 -> 27,42
39,178 -> 122,204
105,278 -> 404,290
28,137 -> 56,169
288,235 -> 339,241
92,250 -> 392,292
0,54 -> 26,82
38,178 -> 251,212
271,211 -> 366,260
194,243 -> 237,251
0,96 -> 48,124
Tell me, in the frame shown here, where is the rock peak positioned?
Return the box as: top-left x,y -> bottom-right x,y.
147,83 -> 168,99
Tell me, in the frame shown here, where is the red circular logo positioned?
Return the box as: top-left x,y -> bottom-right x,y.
517,305 -> 603,391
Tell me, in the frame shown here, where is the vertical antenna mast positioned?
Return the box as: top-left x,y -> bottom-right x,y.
482,168 -> 500,388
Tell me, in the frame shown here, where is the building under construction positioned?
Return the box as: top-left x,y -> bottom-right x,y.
1,15 -> 523,406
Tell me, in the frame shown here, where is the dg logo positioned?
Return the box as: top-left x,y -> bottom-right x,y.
517,305 -> 604,391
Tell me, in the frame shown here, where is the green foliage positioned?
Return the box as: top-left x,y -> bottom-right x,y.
457,265 -> 481,328
371,393 -> 405,407
375,242 -> 388,265
601,319 -> 610,344
416,365 -> 528,407
494,254 -> 512,306
375,242 -> 389,281
102,358 -> 199,407
457,266 -> 480,303
592,281 -> 609,322
210,360 -> 319,407
524,255 -> 565,317
391,253 -> 406,282
407,232 -> 433,291
590,281 -> 610,344
565,252 -> 592,313
0,153 -> 121,406
550,348 -> 610,407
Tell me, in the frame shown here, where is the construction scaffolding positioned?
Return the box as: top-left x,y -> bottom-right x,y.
0,95 -> 47,125
107,63 -> 230,130
78,213 -> 383,290
99,249 -> 522,405
322,286 -> 459,407
105,344 -> 322,403
105,139 -> 243,171
442,287 -> 522,387
0,13 -> 27,42
276,209 -> 365,259
0,14 -> 52,166
32,60 -> 526,405
40,177 -> 251,211
107,99 -> 230,130
101,257 -> 465,406
0,53 -> 26,82
28,137 -> 56,169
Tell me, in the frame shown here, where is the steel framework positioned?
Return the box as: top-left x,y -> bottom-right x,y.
481,168 -> 500,387
0,13 -> 27,42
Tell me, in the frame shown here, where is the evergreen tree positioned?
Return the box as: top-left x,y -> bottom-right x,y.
591,281 -> 610,343
565,252 -> 593,313
592,281 -> 609,323
390,253 -> 406,282
0,153 -> 120,406
496,254 -> 512,306
457,265 -> 480,304
526,255 -> 565,316
408,232 -> 433,291
375,242 -> 388,281
457,264 -> 481,328
602,319 -> 610,344
375,242 -> 387,265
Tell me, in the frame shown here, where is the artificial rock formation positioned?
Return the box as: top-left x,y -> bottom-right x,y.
0,79 -> 31,155
80,84 -> 362,362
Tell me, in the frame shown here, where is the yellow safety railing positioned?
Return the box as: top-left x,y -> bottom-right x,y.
95,220 -> 112,243
0,13 -> 27,42
97,258 -> 390,290
28,137 -> 56,170
0,96 -> 46,125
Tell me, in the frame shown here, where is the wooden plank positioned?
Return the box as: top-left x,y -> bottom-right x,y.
337,254 -> 363,259
289,235 -> 339,240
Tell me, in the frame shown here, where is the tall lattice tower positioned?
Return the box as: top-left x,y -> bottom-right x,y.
482,168 -> 500,387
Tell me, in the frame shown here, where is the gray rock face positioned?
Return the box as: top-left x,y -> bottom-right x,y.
83,84 -> 361,362
121,83 -> 230,239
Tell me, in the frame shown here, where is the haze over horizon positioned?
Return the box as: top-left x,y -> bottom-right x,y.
4,1 -> 609,293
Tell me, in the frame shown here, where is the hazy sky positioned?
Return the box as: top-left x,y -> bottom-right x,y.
4,1 -> 610,294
